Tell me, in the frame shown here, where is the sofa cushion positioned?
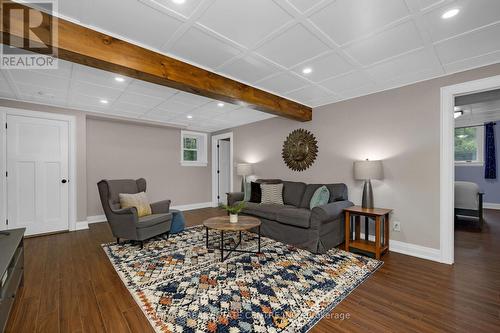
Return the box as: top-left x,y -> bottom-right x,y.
240,202 -> 285,221
137,213 -> 172,229
282,181 -> 306,207
261,183 -> 284,205
276,208 -> 311,228
249,179 -> 282,203
300,183 -> 348,208
310,186 -> 330,209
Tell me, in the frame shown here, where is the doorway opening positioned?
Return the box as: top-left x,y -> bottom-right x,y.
211,132 -> 233,206
440,75 -> 500,264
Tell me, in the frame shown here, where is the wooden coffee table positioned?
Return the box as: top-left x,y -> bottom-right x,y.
203,216 -> 262,261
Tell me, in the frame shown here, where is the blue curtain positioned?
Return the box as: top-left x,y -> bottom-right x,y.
484,122 -> 496,179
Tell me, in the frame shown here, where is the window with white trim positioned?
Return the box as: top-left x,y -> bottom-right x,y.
455,126 -> 484,165
181,131 -> 207,166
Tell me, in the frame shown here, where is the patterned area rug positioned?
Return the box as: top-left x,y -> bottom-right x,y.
102,226 -> 382,333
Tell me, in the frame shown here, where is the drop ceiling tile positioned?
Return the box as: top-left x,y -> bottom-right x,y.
344,21 -> 423,65
169,27 -> 241,69
8,69 -> 69,91
68,92 -> 111,112
155,100 -> 198,113
198,0 -> 292,48
423,0 -> 500,42
287,0 -> 324,13
72,64 -> 129,88
89,0 -> 183,49
219,55 -> 281,84
443,49 -> 500,73
115,92 -> 163,108
309,0 -> 409,45
0,74 -> 14,95
167,91 -> 212,106
139,0 -> 203,19
320,71 -> 373,93
112,101 -> 151,115
19,61 -> 73,79
340,83 -> 379,99
125,80 -> 177,99
191,101 -> 239,116
365,48 -> 441,83
15,82 -> 67,101
71,81 -> 123,100
256,72 -> 308,94
292,52 -> 353,82
255,24 -> 329,68
286,85 -> 331,103
434,23 -> 500,64
418,0 -> 444,10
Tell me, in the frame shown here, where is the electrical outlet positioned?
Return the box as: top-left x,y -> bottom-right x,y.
392,221 -> 401,232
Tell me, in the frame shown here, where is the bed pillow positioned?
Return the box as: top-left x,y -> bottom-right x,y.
119,192 -> 152,217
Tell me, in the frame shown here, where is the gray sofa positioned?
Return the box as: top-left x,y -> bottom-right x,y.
227,180 -> 353,253
97,178 -> 172,248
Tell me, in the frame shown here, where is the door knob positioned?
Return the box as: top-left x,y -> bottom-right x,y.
61,179 -> 68,184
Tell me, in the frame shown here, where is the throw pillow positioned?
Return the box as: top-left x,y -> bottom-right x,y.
310,185 -> 330,209
261,183 -> 284,205
249,181 -> 261,203
243,182 -> 252,202
119,192 -> 152,217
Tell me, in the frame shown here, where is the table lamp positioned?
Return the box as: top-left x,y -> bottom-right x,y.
354,159 -> 384,209
236,163 -> 253,191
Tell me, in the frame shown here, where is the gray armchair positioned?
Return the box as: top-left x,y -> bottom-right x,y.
97,178 -> 172,248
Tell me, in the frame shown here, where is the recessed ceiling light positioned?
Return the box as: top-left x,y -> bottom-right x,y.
114,77 -> 125,82
217,102 -> 225,107
442,8 -> 460,19
100,99 -> 109,104
302,67 -> 313,74
187,115 -> 193,119
172,0 -> 185,4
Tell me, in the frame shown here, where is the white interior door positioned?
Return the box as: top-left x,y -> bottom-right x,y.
217,139 -> 231,204
7,114 -> 69,236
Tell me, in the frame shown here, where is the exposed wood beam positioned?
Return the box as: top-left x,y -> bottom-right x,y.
0,1 -> 312,121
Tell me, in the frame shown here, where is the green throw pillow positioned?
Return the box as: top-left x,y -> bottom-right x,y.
243,182 -> 252,202
310,185 -> 330,209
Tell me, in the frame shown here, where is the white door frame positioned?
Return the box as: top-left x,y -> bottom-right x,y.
440,74 -> 500,264
211,132 -> 233,206
0,106 -> 77,233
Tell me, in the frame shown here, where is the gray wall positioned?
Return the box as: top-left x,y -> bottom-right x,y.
229,63 -> 500,250
86,118 -> 212,216
0,99 -> 212,221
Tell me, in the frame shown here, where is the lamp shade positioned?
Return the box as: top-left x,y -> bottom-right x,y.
236,163 -> 253,176
354,160 -> 383,180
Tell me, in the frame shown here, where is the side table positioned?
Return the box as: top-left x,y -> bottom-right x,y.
343,206 -> 393,260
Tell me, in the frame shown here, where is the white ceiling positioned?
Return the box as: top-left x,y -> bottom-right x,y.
0,58 -> 275,132
1,0 -> 500,131
54,0 -> 500,107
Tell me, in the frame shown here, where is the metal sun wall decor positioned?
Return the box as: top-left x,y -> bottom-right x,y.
282,129 -> 318,171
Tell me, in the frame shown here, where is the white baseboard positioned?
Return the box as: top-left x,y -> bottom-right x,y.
75,221 -> 89,231
85,201 -> 214,226
172,202 -> 213,211
359,233 -> 441,263
484,202 -> 500,210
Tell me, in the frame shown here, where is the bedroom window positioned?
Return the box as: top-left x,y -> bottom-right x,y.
181,130 -> 207,166
455,126 -> 484,165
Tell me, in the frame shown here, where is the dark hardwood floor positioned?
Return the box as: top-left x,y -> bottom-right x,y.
5,208 -> 500,332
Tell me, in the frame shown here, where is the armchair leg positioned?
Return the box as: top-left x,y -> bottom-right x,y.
116,237 -> 120,244
166,232 -> 170,240
140,241 -> 144,249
